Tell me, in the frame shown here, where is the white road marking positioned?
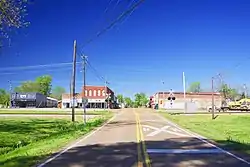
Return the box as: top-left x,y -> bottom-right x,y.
155,113 -> 250,165
142,125 -> 189,137
147,125 -> 170,137
164,129 -> 189,137
147,148 -> 223,154
37,111 -> 122,167
171,128 -> 183,133
143,127 -> 150,132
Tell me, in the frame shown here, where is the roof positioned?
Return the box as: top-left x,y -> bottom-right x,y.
156,92 -> 221,95
61,93 -> 106,99
62,93 -> 82,99
47,97 -> 58,101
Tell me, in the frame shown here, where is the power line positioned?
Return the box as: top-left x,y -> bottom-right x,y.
79,0 -> 145,51
0,67 -> 76,75
0,61 -> 81,72
86,59 -> 105,82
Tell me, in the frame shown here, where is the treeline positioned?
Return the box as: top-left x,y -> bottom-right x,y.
0,75 -> 66,107
117,93 -> 149,108
188,81 -> 248,100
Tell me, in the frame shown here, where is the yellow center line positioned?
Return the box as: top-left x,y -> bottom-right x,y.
134,110 -> 151,167
134,110 -> 143,167
137,112 -> 151,167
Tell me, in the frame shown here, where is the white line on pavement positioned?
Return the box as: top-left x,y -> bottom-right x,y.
142,124 -> 189,137
147,125 -> 170,137
147,148 -> 224,154
155,113 -> 250,165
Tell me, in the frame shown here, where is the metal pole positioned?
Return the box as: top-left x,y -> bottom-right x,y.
162,81 -> 165,109
82,55 -> 87,124
182,72 -> 186,113
243,84 -> 247,98
212,77 -> 215,119
71,40 -> 77,122
9,80 -> 12,108
105,80 -> 107,110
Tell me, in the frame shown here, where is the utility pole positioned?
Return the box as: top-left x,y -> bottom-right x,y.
162,81 -> 166,109
211,77 -> 215,120
104,79 -> 107,110
182,72 -> 186,113
8,80 -> 12,108
82,55 -> 87,124
71,40 -> 77,122
243,84 -> 247,98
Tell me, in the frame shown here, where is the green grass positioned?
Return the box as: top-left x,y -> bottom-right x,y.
161,113 -> 250,155
0,114 -> 113,167
0,109 -> 109,115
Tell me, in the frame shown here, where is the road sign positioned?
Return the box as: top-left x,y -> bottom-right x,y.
169,89 -> 174,96
82,98 -> 88,105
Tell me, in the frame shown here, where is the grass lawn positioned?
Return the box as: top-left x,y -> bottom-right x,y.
161,113 -> 250,155
0,109 -> 109,115
0,114 -> 113,167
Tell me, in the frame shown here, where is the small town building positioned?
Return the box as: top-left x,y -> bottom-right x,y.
151,91 -> 222,110
10,92 -> 58,108
61,85 -> 118,109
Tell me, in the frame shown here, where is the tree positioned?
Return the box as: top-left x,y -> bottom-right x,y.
134,93 -> 148,108
0,0 -> 29,46
218,84 -> 239,100
117,94 -> 124,104
124,97 -> 133,108
188,82 -> 201,93
0,89 -> 9,107
14,81 -> 39,92
51,86 -> 66,100
35,75 -> 52,96
14,75 -> 52,96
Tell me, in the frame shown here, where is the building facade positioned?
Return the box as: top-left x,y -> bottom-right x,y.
11,92 -> 58,108
61,85 -> 118,109
152,92 -> 222,110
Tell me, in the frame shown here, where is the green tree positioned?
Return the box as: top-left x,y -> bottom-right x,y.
218,84 -> 239,100
51,86 -> 66,100
188,82 -> 201,93
14,81 -> 39,92
0,89 -> 10,107
124,97 -> 133,108
14,75 -> 52,96
134,93 -> 148,108
35,75 -> 52,96
0,0 -> 29,46
117,94 -> 124,104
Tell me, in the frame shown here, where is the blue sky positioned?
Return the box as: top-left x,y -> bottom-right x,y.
1,0 -> 250,98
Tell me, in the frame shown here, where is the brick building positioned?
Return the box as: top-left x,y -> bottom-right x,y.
61,86 -> 117,109
152,92 -> 222,110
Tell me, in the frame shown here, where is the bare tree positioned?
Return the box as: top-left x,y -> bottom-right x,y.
0,0 -> 29,46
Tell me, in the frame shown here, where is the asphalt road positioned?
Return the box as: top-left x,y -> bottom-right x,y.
37,108 -> 250,167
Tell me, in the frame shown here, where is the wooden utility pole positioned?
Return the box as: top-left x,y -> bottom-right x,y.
211,77 -> 215,120
71,40 -> 77,122
82,55 -> 87,124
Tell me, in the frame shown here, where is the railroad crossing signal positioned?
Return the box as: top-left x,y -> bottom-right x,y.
168,89 -> 176,106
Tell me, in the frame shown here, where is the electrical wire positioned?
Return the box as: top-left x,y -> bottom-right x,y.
79,0 -> 145,51
0,61 -> 81,72
86,59 -> 105,82
0,67 -> 76,75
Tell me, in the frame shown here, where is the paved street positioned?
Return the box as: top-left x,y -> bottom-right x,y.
37,108 -> 250,167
